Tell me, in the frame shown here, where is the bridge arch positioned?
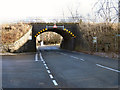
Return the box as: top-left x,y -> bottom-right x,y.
34,27 -> 76,39
34,26 -> 77,51
20,23 -> 90,52
13,23 -> 90,52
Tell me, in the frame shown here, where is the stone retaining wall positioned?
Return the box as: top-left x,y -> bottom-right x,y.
3,27 -> 32,52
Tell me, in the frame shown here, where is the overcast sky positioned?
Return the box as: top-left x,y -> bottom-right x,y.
0,0 -> 118,24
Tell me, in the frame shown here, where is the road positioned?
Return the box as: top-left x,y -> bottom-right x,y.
2,45 -> 119,88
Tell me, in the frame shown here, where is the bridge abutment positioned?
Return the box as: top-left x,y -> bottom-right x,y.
60,38 -> 74,50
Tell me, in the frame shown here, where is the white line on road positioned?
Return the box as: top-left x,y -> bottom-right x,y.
40,52 -> 59,86
70,56 -> 85,61
35,54 -> 38,61
96,64 -> 120,73
70,56 -> 79,59
40,53 -> 44,61
60,53 -> 67,56
52,80 -> 58,86
47,70 -> 51,74
80,58 -> 85,61
49,74 -> 54,79
44,64 -> 48,67
43,61 -> 45,64
58,52 -> 85,61
45,66 -> 49,69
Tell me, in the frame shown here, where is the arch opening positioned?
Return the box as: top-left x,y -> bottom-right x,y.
34,28 -> 76,39
34,28 -> 76,51
36,31 -> 63,49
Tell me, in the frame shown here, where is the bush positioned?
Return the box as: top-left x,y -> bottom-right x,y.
1,23 -> 31,44
78,22 -> 118,52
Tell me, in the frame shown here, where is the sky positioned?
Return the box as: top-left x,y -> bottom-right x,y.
0,0 -> 118,24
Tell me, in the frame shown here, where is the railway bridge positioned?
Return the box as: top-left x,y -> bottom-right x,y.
15,23 -> 89,52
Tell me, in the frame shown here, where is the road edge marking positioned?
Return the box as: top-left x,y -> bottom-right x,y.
96,64 -> 120,73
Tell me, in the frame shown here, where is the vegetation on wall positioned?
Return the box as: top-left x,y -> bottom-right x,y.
1,23 -> 31,44
78,22 -> 118,52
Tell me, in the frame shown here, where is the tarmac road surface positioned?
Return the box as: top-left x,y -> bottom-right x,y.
2,45 -> 119,88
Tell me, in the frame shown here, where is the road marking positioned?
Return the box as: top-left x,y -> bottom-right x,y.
59,52 -> 69,56
52,80 -> 58,86
96,64 -> 120,73
59,52 -> 85,61
43,61 -> 45,64
80,58 -> 85,61
47,70 -> 51,73
45,66 -> 49,69
40,52 -> 59,86
44,64 -> 47,67
40,53 -> 44,61
70,56 -> 79,59
35,54 -> 38,61
49,74 -> 54,79
70,56 -> 85,61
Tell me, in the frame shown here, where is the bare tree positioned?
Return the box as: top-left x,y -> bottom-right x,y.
118,0 -> 120,22
93,0 -> 118,24
67,3 -> 83,23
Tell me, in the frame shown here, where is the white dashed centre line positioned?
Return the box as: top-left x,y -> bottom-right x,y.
49,74 -> 54,79
96,64 -> 120,73
35,54 -> 38,62
40,52 -> 59,86
52,80 -> 58,86
43,61 -> 45,64
47,70 -> 51,74
80,58 -> 85,61
40,53 -> 44,61
45,66 -> 49,69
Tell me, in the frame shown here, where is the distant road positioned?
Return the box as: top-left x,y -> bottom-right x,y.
2,45 -> 119,88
